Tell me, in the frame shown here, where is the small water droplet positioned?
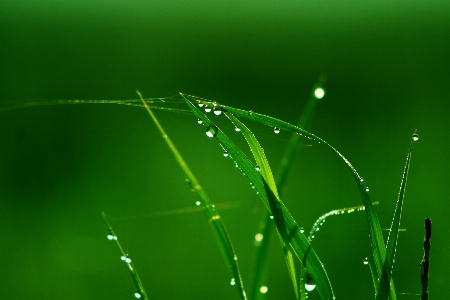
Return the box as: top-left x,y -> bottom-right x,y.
223,151 -> 229,157
235,127 -> 241,132
360,177 -> 364,182
365,187 -> 369,192
107,229 -> 117,240
300,227 -> 305,233
206,124 -> 218,138
230,278 -> 236,286
195,201 -> 201,206
248,110 -> 253,116
314,87 -> 325,99
255,165 -> 260,171
363,257 -> 369,265
255,233 -> 264,242
274,127 -> 280,134
204,105 -> 211,113
213,107 -> 222,115
412,133 -> 419,141
197,118 -> 203,124
234,255 -> 238,260
213,101 -> 217,107
198,102 -> 204,108
134,292 -> 142,299
259,286 -> 268,294
305,272 -> 316,292
270,215 -> 274,219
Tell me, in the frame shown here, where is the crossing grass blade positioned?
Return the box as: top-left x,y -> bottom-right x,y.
182,94 -> 335,300
183,93 -> 399,299
138,92 -> 247,300
375,133 -> 417,300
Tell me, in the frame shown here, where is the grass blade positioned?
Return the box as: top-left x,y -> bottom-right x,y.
182,94 -> 335,300
421,217 -> 432,300
183,93 -> 396,299
138,92 -> 247,300
102,212 -> 148,300
375,132 -> 418,300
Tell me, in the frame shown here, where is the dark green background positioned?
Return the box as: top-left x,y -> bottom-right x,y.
1,1 -> 449,299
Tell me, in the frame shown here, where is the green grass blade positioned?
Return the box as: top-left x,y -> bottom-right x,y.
225,113 -> 299,299
102,212 -> 148,300
183,93 -> 393,299
138,92 -> 247,300
375,133 -> 418,300
182,94 -> 335,300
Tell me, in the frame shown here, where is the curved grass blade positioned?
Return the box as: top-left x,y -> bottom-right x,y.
183,93 -> 394,299
375,132 -> 418,300
138,92 -> 247,300
182,94 -> 335,300
102,212 -> 148,300
251,76 -> 326,300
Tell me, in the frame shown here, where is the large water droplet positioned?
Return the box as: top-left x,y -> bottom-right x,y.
204,105 -> 211,113
197,118 -> 203,124
412,133 -> 419,141
230,278 -> 236,286
213,107 -> 222,115
314,87 -> 325,99
206,124 -> 218,138
363,257 -> 369,265
305,273 -> 316,292
274,127 -> 280,134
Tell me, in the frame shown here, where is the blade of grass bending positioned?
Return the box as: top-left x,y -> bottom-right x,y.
375,133 -> 418,300
138,92 -> 247,300
183,93 -> 393,298
102,212 -> 148,300
225,113 -> 299,299
252,77 -> 326,300
182,95 -> 335,300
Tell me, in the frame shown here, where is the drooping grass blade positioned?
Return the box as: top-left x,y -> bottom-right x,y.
182,94 -> 335,300
102,212 -> 148,300
137,92 -> 247,300
183,93 -> 396,299
375,132 -> 418,300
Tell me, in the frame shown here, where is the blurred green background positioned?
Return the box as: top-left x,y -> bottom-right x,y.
1,1 -> 449,299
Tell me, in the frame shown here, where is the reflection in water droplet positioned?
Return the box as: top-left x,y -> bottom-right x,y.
412,133 -> 419,141
230,278 -> 236,285
223,151 -> 229,157
363,257 -> 369,265
206,124 -> 218,138
274,127 -> 280,134
197,118 -> 203,124
305,272 -> 316,292
213,107 -> 222,115
204,105 -> 211,113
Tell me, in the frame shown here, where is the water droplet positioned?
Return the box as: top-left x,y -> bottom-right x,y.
274,127 -> 280,134
300,227 -> 305,233
204,105 -> 211,113
270,215 -> 274,220
213,107 -> 222,115
223,151 -> 229,157
206,124 -> 218,138
230,278 -> 236,286
134,292 -> 142,298
363,257 -> 369,265
259,286 -> 268,294
314,87 -> 325,99
234,255 -> 238,260
365,187 -> 369,192
107,230 -> 117,240
198,102 -> 204,108
305,272 -> 316,292
255,165 -> 260,171
412,133 -> 419,141
360,177 -> 364,182
195,201 -> 201,206
197,118 -> 203,124
213,101 -> 217,107
235,127 -> 241,132
255,233 -> 264,242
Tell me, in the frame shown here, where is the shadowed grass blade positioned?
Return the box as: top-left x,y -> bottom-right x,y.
182,94 -> 335,300
102,212 -> 148,300
375,133 -> 418,300
138,92 -> 247,300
